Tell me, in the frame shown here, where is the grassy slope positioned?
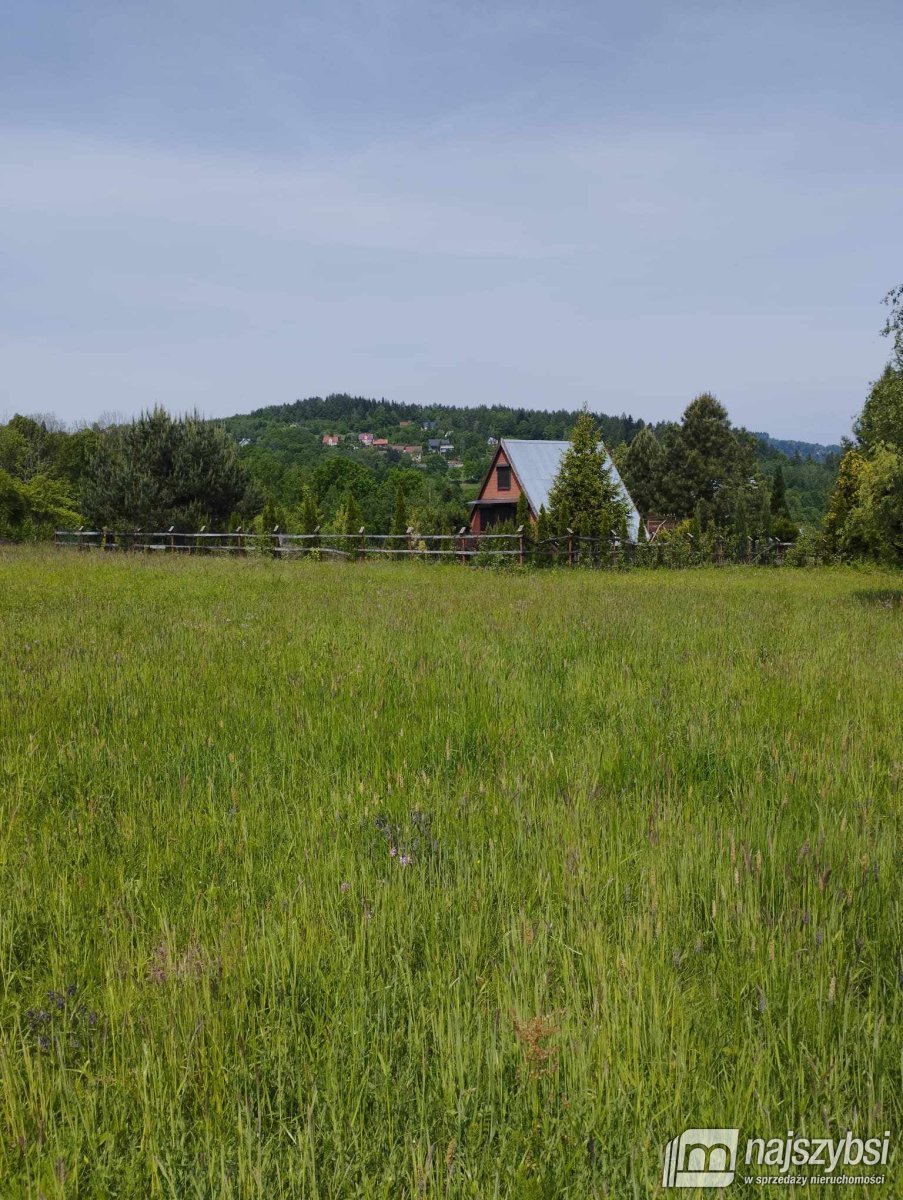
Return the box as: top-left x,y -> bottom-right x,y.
0,551 -> 900,1198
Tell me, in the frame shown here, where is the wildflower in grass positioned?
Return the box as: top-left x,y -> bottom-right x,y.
25,986 -> 103,1056
399,854 -> 413,867
340,881 -> 350,893
512,1011 -> 562,1080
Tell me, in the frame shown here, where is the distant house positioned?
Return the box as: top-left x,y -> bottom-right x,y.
487,436 -> 499,446
468,438 -> 641,539
399,420 -> 413,428
238,437 -> 252,447
447,459 -> 464,469
645,515 -> 678,540
422,419 -> 437,431
358,432 -> 374,445
322,434 -> 340,446
402,445 -> 422,460
373,438 -> 389,449
427,438 -> 442,451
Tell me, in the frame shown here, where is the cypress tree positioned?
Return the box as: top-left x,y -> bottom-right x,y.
343,491 -> 363,536
390,486 -> 408,556
261,497 -> 279,532
770,464 -> 790,519
300,486 -> 320,546
536,504 -> 550,541
535,504 -> 552,564
390,486 -> 408,536
515,490 -> 531,537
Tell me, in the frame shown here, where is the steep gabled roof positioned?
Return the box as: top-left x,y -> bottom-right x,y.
500,438 -> 641,540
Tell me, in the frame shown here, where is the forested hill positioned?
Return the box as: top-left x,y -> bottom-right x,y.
225,393 -> 837,463
219,392 -> 839,531
753,432 -> 842,462
225,394 -> 646,452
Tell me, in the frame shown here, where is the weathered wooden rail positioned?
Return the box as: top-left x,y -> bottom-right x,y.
53,527 -> 798,566
54,527 -> 525,562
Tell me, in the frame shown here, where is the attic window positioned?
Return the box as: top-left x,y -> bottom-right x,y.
496,465 -> 511,491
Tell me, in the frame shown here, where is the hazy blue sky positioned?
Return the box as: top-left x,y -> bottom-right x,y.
2,1 -> 901,440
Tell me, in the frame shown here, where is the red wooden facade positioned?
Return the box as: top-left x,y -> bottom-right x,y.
469,445 -> 525,533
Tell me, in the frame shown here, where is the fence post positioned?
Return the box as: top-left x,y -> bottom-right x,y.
271,525 -> 281,558
358,526 -> 366,562
567,528 -> 573,567
457,526 -> 467,565
517,524 -> 524,566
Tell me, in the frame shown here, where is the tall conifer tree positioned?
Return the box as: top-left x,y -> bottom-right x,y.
548,409 -> 628,540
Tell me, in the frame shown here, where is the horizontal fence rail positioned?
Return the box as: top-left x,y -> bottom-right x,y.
53,527 -> 800,566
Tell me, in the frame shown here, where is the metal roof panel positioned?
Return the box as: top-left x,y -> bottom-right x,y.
500,438 -> 641,540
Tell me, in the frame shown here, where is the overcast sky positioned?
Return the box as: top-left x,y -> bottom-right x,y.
2,1 -> 901,441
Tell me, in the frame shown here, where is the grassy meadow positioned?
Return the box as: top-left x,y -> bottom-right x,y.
0,549 -> 901,1198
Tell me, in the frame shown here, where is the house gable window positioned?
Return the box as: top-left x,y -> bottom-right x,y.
496,464 -> 511,491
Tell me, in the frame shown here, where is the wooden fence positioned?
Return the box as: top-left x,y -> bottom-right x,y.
53,527 -> 798,567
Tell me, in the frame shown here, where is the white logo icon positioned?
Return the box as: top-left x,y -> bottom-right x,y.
662,1128 -> 739,1188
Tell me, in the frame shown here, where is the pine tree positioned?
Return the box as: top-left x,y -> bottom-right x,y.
82,407 -> 248,530
547,409 -> 628,541
660,394 -> 747,517
622,426 -> 664,517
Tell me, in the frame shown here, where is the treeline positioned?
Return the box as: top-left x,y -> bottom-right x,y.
230,394 -> 646,448
0,399 -> 841,547
1,286 -> 899,561
0,415 -> 94,540
818,288 -> 903,565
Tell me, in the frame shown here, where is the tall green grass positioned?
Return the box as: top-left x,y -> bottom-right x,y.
0,550 -> 900,1198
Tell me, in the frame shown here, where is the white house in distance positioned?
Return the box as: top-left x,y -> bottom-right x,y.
468,438 -> 642,540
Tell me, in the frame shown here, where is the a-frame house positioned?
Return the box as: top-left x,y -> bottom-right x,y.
468,438 -> 642,540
